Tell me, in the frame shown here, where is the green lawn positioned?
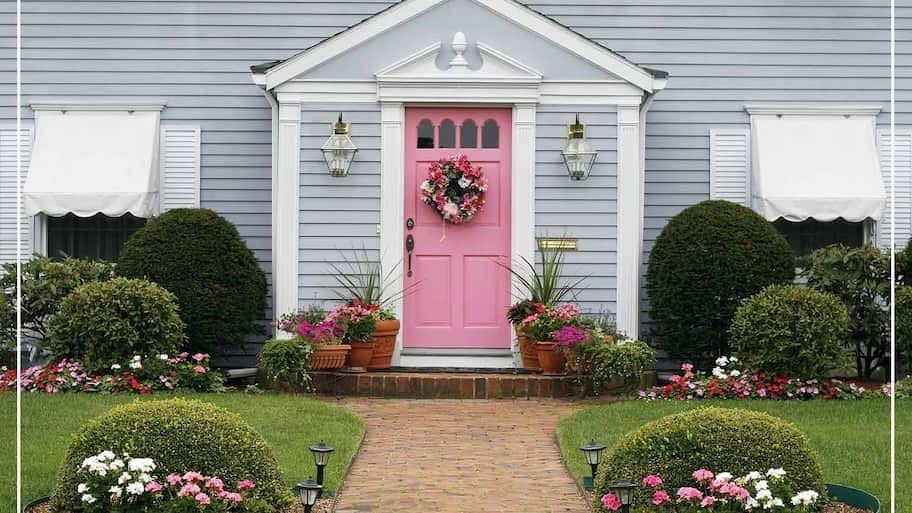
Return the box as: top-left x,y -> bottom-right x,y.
0,393 -> 366,512
558,399 -> 904,512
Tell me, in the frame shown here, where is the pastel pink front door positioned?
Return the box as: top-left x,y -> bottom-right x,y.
403,107 -> 512,349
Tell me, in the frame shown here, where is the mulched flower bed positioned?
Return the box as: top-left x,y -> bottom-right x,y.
27,498 -> 335,513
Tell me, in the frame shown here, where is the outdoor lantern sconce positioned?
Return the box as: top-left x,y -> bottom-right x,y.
609,478 -> 637,513
580,439 -> 606,490
561,114 -> 598,180
295,477 -> 322,513
321,113 -> 358,177
309,440 -> 335,498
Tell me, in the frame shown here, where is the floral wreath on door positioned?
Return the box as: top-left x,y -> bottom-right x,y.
420,155 -> 487,224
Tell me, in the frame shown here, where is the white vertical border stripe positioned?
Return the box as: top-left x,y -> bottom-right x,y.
379,102 -> 405,365
511,104 -> 537,366
274,102 -> 301,339
615,105 -> 642,339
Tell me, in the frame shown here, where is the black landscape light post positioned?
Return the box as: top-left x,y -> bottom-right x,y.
309,440 -> 335,498
609,479 -> 637,513
580,439 -> 606,490
295,477 -> 322,513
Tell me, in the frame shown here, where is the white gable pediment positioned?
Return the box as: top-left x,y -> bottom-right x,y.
376,36 -> 542,84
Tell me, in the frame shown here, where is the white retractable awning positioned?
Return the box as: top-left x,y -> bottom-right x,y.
24,110 -> 160,217
751,115 -> 885,222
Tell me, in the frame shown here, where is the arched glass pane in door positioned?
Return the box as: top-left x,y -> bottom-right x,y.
417,119 -> 434,148
482,119 -> 499,148
439,119 -> 456,148
460,119 -> 478,148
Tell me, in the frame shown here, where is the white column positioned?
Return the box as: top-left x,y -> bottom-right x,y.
274,101 -> 301,338
615,105 -> 643,339
379,102 -> 405,363
511,104 -> 536,366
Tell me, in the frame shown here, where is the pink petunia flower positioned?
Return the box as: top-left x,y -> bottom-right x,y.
692,469 -> 715,482
195,492 -> 211,505
642,475 -> 663,488
676,487 -> 704,501
652,490 -> 671,505
601,493 -> 622,512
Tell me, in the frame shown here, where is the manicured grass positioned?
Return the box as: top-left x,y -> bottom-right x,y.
558,399 -> 902,512
0,393 -> 366,512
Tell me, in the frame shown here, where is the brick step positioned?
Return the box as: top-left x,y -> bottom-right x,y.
311,370 -> 580,399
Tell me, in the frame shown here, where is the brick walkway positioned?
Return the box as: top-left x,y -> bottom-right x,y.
330,398 -> 590,513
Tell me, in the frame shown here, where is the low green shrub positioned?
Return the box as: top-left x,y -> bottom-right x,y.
46,277 -> 185,373
51,398 -> 292,511
0,255 -> 113,351
731,284 -> 850,378
897,287 -> 912,374
575,340 -> 656,395
116,208 -> 267,355
804,244 -> 890,378
645,201 -> 794,366
593,407 -> 824,507
258,338 -> 314,391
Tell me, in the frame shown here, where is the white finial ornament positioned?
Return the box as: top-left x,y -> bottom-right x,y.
449,32 -> 468,68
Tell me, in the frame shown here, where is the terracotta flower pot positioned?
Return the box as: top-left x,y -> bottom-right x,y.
345,341 -> 374,373
368,319 -> 400,370
515,325 -> 541,372
536,341 -> 566,376
309,344 -> 351,370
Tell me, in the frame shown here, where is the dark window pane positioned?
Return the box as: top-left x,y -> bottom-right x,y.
47,213 -> 146,261
482,119 -> 499,148
773,218 -> 865,255
417,119 -> 434,148
439,119 -> 456,148
460,120 -> 478,148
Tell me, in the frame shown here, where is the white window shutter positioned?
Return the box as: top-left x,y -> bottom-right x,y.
0,127 -> 33,265
709,128 -> 751,206
877,128 -> 912,250
159,125 -> 201,212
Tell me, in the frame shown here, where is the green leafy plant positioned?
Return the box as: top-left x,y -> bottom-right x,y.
52,399 -> 291,511
502,242 -> 586,307
731,284 -> 850,379
329,247 -> 408,311
116,208 -> 268,355
803,244 -> 890,378
897,286 -> 912,375
645,200 -> 794,366
0,255 -> 114,351
575,339 -> 656,396
593,407 -> 824,508
258,338 -> 315,392
45,277 -> 186,374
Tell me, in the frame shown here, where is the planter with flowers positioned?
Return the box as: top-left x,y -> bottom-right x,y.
326,301 -> 377,372
276,305 -> 350,371
525,303 -> 582,375
507,299 -> 546,371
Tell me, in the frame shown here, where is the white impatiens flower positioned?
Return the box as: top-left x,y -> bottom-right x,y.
98,451 -> 116,461
755,480 -> 769,490
716,356 -> 730,367
766,468 -> 787,479
111,363 -> 121,371
745,471 -> 764,482
712,367 -> 728,379
128,457 -> 156,473
745,498 -> 760,510
158,354 -> 169,360
771,498 -> 785,507
791,491 -> 820,506
81,494 -> 96,504
109,459 -> 125,470
730,370 -> 742,377
730,356 -> 739,363
715,472 -> 733,482
108,486 -> 123,498
129,361 -> 142,370
117,472 -> 132,485
756,489 -> 773,501
77,483 -> 89,493
126,482 -> 145,495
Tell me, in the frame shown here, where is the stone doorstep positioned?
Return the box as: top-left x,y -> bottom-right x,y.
310,370 -> 578,399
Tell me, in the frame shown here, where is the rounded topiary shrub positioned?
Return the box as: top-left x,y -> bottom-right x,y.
594,407 -> 824,508
645,200 -> 794,363
116,208 -> 267,354
897,286 -> 912,373
51,398 -> 290,511
46,277 -> 185,373
731,284 -> 850,378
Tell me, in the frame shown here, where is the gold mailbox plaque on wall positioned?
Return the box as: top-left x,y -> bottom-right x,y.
536,238 -> 578,251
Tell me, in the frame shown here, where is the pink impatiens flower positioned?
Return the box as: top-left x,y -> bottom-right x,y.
145,481 -> 163,493
652,491 -> 671,505
701,496 -> 717,508
179,483 -> 201,497
192,353 -> 207,362
193,365 -> 206,374
165,473 -> 182,486
676,487 -> 704,501
642,475 -> 664,488
237,480 -> 256,492
182,471 -> 204,482
692,469 -> 715,482
601,493 -> 622,512
205,477 -> 224,491
195,492 -> 211,505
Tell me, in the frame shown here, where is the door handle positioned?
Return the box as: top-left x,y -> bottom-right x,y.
406,234 -> 415,277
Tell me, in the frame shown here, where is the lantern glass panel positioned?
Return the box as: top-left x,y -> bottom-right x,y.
321,134 -> 357,177
562,137 -> 597,180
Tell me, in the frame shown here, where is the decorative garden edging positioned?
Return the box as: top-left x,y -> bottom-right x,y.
826,483 -> 880,513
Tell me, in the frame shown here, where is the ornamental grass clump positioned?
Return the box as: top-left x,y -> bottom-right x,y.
52,398 -> 291,511
593,407 -> 824,507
